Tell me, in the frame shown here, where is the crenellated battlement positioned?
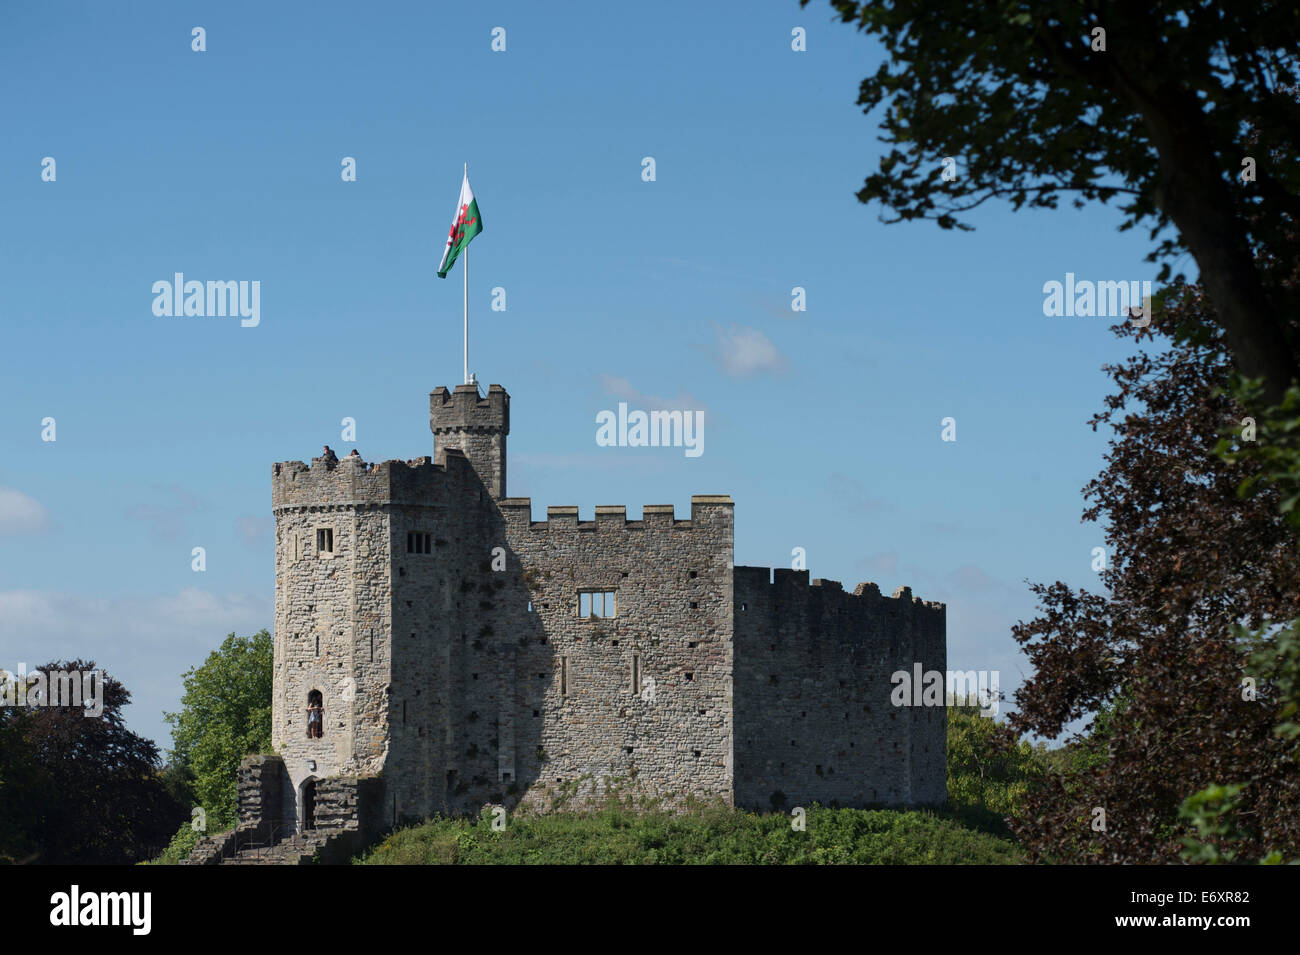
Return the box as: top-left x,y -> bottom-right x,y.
270,449 -> 474,511
497,495 -> 733,532
429,383 -> 509,434
733,566 -> 946,614
429,383 -> 509,498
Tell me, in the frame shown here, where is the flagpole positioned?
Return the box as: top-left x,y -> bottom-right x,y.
463,163 -> 469,385
464,248 -> 469,385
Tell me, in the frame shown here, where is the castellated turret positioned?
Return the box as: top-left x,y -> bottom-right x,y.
431,383 -> 509,499
232,383 -> 945,852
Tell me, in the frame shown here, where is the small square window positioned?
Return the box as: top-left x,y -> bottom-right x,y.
578,589 -> 616,618
316,528 -> 334,554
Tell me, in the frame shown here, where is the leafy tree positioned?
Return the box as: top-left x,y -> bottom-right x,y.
1177,620 -> 1300,864
809,0 -> 1300,401
946,697 -> 1046,834
1004,288 -> 1300,862
0,662 -> 186,863
164,630 -> 273,831
0,702 -> 46,863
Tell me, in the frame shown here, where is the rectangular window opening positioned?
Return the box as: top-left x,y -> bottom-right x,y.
316,528 -> 334,554
578,589 -> 616,618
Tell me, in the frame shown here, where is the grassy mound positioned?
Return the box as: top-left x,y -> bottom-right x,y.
356,804 -> 1024,865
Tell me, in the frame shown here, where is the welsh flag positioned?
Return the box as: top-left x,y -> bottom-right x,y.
437,169 -> 483,278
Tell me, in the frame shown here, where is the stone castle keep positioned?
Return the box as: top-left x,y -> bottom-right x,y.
199,383 -> 945,860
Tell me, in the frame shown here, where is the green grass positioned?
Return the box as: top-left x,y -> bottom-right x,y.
356,804 -> 1025,865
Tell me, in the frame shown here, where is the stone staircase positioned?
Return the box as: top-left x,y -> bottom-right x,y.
183,759 -> 384,865
223,831 -> 330,865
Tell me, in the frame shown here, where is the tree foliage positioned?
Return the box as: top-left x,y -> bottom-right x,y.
0,661 -> 185,864
946,698 -> 1046,833
164,630 -> 273,830
811,0 -> 1300,400
1004,290 -> 1300,862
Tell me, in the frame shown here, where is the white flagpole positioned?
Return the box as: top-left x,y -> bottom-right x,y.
463,163 -> 469,385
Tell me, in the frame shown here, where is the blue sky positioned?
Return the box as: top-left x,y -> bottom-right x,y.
0,2 -> 1168,749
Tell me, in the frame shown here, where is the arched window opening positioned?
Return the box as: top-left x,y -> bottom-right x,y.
306,689 -> 324,739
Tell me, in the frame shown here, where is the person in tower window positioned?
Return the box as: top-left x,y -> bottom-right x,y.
307,699 -> 323,739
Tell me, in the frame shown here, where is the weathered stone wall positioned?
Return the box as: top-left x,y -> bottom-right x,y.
236,754 -> 286,842
384,449 -> 501,823
256,382 -> 946,839
732,568 -> 947,810
270,452 -> 479,831
430,383 -> 508,499
314,775 -> 384,833
500,495 -> 735,810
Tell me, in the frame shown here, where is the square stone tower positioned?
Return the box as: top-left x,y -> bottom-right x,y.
430,383 -> 509,499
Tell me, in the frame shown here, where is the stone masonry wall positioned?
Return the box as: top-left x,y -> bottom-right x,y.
497,496 -> 735,809
236,754 -> 285,842
271,451 -> 480,832
430,384 -> 509,499
257,383 -> 946,840
384,450 -> 501,823
732,568 -> 947,810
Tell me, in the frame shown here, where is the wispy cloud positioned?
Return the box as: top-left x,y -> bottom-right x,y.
0,487 -> 49,534
0,587 -> 271,748
743,291 -> 802,321
854,551 -> 898,577
827,473 -> 887,513
597,375 -> 707,415
710,323 -> 789,378
125,485 -> 207,543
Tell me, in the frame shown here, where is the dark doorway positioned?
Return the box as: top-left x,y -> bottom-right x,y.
302,779 -> 317,831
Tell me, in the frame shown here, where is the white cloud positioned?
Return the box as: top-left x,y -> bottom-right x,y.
0,487 -> 49,534
0,587 -> 271,749
597,375 -> 707,415
711,324 -> 788,378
